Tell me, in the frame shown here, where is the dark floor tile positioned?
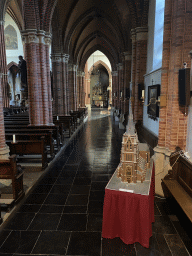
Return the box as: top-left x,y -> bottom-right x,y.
50,184 -> 71,194
66,194 -> 89,205
91,182 -> 108,191
43,194 -> 68,205
28,213 -> 61,230
70,185 -> 90,195
135,234 -> 161,256
63,165 -> 79,171
18,204 -> 41,213
152,215 -> 177,234
155,233 -> 172,256
66,232 -> 101,256
0,230 -> 11,247
76,170 -> 93,178
5,213 -> 35,230
38,177 -> 57,185
32,231 -> 70,255
55,176 -> 74,185
59,170 -> 77,177
89,191 -> 105,201
164,234 -> 190,256
102,237 -> 136,256
154,203 -> 161,215
88,200 -> 104,214
57,214 -> 87,231
91,174 -> 110,182
39,205 -> 64,213
0,231 -> 40,254
31,184 -> 53,194
63,205 -> 87,214
155,200 -> 175,215
24,193 -> 47,205
73,177 -> 91,185
87,214 -> 103,231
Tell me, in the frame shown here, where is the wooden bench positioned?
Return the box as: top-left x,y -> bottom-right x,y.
5,131 -> 55,158
53,116 -> 75,137
5,125 -> 61,151
8,137 -> 48,170
0,155 -> 25,203
161,151 -> 192,222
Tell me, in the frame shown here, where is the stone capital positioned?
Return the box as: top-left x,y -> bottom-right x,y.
68,64 -> 77,72
123,51 -> 132,61
135,27 -> 148,41
64,54 -> 70,63
51,53 -> 62,62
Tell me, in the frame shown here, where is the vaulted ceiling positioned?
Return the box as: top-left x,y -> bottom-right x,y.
4,0 -> 149,71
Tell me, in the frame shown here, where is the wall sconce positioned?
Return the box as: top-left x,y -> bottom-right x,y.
140,90 -> 145,103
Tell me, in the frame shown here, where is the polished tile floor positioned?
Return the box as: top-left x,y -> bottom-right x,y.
0,109 -> 192,255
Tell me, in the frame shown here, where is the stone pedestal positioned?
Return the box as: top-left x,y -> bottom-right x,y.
0,145 -> 10,160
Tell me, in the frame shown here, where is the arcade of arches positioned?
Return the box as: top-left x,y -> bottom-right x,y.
0,0 -> 192,197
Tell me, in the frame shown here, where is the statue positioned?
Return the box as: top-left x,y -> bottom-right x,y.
18,55 -> 27,87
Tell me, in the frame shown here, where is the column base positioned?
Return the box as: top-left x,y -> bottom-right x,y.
152,146 -> 173,197
0,145 -> 10,160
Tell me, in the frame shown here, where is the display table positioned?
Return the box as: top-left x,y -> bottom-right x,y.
102,161 -> 155,248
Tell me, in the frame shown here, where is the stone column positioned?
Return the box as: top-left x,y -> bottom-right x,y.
112,71 -> 118,108
130,29 -> 136,116
154,0 -> 192,196
81,72 -> 86,107
134,27 -> 148,122
64,54 -> 70,114
68,64 -> 77,111
117,63 -> 123,111
0,20 -> 9,108
51,53 -> 63,116
0,73 -> 9,159
77,71 -> 81,108
22,30 -> 42,125
45,33 -> 53,124
123,51 -> 132,114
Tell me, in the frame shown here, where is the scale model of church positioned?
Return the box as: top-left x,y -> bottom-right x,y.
117,103 -> 150,183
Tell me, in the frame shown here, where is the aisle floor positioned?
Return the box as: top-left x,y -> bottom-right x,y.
0,109 -> 192,256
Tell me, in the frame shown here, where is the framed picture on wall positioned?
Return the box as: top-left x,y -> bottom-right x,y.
147,84 -> 160,120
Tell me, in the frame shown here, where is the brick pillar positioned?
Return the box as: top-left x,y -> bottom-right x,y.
45,34 -> 53,124
123,51 -> 132,114
0,74 -> 9,159
117,63 -> 123,111
64,55 -> 70,114
134,27 -> 148,122
112,71 -> 118,108
0,21 -> 9,108
22,30 -> 52,125
81,72 -> 86,107
51,53 -> 63,115
153,0 -> 192,196
77,71 -> 81,108
68,64 -> 77,111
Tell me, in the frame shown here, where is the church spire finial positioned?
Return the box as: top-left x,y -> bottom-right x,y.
126,100 -> 135,136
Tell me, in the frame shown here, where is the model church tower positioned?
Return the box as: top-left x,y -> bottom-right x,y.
117,102 -> 150,183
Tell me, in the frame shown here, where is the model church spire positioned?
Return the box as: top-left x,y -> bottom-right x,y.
126,100 -> 135,136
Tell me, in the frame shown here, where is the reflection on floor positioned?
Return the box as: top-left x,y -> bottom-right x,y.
0,109 -> 192,255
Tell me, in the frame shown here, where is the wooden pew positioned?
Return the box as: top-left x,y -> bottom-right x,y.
161,151 -> 192,223
53,116 -> 74,137
4,125 -> 61,151
8,137 -> 48,170
0,155 -> 25,203
5,131 -> 55,158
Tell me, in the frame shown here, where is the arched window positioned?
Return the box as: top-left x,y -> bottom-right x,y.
4,25 -> 18,50
153,0 -> 165,70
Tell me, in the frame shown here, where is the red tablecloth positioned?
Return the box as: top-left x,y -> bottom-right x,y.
102,163 -> 155,248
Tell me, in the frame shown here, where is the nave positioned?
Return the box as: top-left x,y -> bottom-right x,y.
0,109 -> 191,256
